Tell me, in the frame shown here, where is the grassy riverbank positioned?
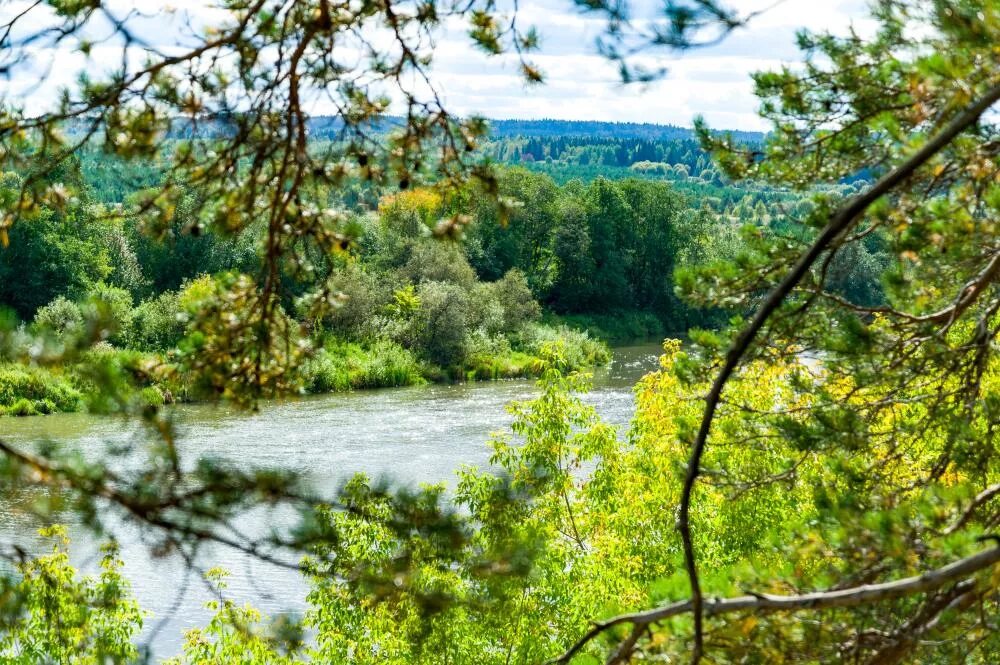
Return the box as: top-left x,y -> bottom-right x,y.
0,322 -> 609,416
303,322 -> 608,393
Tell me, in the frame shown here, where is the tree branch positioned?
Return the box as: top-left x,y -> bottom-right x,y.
676,79 -> 1000,664
552,544 -> 1000,664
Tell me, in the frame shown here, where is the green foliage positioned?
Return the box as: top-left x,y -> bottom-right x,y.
0,176 -> 112,320
317,264 -> 392,340
399,241 -> 478,287
0,363 -> 82,414
548,309 -> 666,343
0,526 -> 143,664
489,269 -> 541,333
82,282 -> 134,348
10,1 -> 999,663
33,297 -> 83,339
131,289 -> 186,351
517,323 -> 611,368
126,189 -> 258,298
303,340 -> 426,393
412,281 -> 473,366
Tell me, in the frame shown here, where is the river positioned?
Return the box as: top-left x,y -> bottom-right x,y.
0,342 -> 664,659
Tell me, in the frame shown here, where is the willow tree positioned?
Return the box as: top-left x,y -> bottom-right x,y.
1,0 -> 999,664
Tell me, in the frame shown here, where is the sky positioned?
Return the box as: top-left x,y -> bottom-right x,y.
429,0 -> 871,130
0,0 -> 871,131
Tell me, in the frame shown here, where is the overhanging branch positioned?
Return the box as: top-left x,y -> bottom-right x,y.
675,78 -> 1000,664
553,544 -> 1000,664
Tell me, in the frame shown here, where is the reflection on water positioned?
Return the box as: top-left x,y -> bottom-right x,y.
0,342 -> 664,658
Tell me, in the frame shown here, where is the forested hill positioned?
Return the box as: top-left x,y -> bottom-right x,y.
482,118 -> 762,141
63,114 -> 761,143
308,116 -> 763,141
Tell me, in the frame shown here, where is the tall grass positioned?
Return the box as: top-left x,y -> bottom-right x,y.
0,364 -> 82,416
304,340 -> 425,393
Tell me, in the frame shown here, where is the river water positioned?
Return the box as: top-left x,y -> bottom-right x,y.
0,342 -> 664,658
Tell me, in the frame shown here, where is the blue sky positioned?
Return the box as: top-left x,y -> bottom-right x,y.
425,0 -> 871,130
0,0 -> 870,131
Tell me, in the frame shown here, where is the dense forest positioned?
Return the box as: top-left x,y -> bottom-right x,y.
0,138 -> 881,417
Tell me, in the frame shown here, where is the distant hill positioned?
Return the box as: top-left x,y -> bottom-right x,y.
306,116 -> 762,142
482,118 -> 762,142
63,114 -> 761,143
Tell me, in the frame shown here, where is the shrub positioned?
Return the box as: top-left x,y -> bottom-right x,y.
518,323 -> 610,370
352,340 -> 425,389
33,296 -> 83,338
414,281 -> 471,366
304,347 -> 353,393
549,310 -> 665,343
139,386 -> 165,407
303,340 -> 425,393
7,398 -> 38,417
492,269 -> 541,333
463,350 -> 539,381
0,364 -> 82,414
131,290 -> 186,351
399,241 -> 477,286
467,283 -> 506,337
83,282 -> 135,347
32,399 -> 57,415
320,265 -> 392,339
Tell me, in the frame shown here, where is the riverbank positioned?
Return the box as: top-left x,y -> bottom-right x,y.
0,322 -> 610,417
302,322 -> 609,392
0,342 -> 663,658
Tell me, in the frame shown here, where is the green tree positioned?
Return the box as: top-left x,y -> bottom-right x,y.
0,175 -> 112,320
4,2 -> 997,665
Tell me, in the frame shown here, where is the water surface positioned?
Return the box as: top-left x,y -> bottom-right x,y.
0,342 -> 664,658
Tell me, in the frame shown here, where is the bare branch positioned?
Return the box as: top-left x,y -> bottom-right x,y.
552,544 -> 1000,664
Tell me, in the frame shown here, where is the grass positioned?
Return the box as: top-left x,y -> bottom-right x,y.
1,322 -> 613,415
303,323 -> 611,395
304,340 -> 427,393
0,363 -> 82,416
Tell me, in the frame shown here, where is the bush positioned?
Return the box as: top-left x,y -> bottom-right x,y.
518,323 -> 610,370
549,310 -> 665,344
467,283 -> 506,337
303,340 -> 425,393
33,296 -> 83,338
83,282 -> 135,347
352,340 -> 425,389
399,241 -> 477,286
0,364 -> 82,414
131,290 -> 186,351
492,269 -> 541,333
139,386 -> 166,407
6,398 -> 39,417
319,265 -> 392,339
464,332 -> 539,380
414,281 -> 471,366
304,347 -> 354,393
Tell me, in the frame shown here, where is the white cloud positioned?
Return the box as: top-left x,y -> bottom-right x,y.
0,0 -> 869,131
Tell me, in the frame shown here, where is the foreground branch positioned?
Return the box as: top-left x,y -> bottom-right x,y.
553,544 -> 1000,664
675,79 -> 1000,664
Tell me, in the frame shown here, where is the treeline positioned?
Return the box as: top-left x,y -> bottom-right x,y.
0,135 -> 886,416
487,135 -> 718,175
481,118 -> 760,141
0,158 -> 617,415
